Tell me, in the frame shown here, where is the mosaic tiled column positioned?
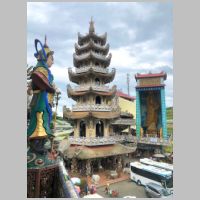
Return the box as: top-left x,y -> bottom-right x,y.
136,90 -> 141,139
160,88 -> 167,139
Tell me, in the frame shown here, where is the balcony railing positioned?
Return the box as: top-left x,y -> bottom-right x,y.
68,135 -> 172,146
72,104 -> 118,112
73,84 -> 110,92
138,136 -> 171,146
75,66 -> 109,74
68,135 -> 136,146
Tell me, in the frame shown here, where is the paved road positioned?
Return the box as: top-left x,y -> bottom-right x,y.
97,179 -> 148,198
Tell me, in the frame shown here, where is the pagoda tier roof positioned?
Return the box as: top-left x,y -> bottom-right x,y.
135,71 -> 167,80
116,90 -> 136,101
68,67 -> 115,84
63,111 -> 120,120
75,40 -> 109,55
120,111 -> 134,118
78,32 -> 107,46
67,84 -> 117,100
64,143 -> 136,160
73,51 -> 112,68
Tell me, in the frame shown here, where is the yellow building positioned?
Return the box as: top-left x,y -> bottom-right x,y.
116,91 -> 136,130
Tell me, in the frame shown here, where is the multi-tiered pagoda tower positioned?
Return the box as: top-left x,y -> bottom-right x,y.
66,19 -> 120,138
64,20 -> 136,176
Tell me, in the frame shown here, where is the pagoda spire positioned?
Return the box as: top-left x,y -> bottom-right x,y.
89,17 -> 95,33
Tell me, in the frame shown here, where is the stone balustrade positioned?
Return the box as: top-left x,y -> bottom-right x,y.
74,84 -> 110,92
68,135 -> 172,146
72,104 -> 117,112
68,135 -> 134,146
75,66 -> 109,74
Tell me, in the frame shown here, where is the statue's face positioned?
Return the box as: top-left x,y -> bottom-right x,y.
47,54 -> 54,68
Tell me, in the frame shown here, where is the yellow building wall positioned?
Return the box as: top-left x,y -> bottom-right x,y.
118,97 -> 136,119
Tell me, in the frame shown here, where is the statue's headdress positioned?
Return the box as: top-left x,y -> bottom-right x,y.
34,35 -> 54,61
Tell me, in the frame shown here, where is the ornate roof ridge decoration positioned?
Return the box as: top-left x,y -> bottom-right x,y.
64,143 -> 136,159
78,32 -> 107,45
135,71 -> 167,80
73,51 -> 112,67
68,67 -> 115,84
75,40 -> 109,55
67,84 -> 117,99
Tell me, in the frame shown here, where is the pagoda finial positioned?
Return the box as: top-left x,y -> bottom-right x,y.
89,17 -> 95,33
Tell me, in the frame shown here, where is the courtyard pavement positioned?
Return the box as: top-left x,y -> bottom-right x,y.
96,179 -> 148,198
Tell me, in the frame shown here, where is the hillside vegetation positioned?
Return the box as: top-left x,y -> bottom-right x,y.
166,107 -> 173,135
166,107 -> 173,121
164,107 -> 173,153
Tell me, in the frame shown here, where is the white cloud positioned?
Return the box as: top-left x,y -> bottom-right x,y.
105,2 -> 157,22
51,65 -> 68,84
27,2 -> 52,24
111,46 -> 137,68
166,96 -> 173,107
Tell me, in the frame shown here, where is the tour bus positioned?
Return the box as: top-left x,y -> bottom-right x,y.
130,162 -> 173,191
140,158 -> 173,172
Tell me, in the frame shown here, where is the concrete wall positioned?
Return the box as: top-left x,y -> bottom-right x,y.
118,97 -> 136,118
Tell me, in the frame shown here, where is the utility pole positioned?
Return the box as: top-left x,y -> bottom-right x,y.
127,73 -> 130,96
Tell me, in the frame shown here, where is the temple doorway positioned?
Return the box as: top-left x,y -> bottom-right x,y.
95,96 -> 101,104
80,120 -> 86,137
96,120 -> 104,137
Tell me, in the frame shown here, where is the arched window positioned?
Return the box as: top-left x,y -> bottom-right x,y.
96,96 -> 101,104
96,121 -> 104,137
79,121 -> 86,137
95,78 -> 100,85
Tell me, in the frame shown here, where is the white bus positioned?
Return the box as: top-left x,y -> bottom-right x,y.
130,162 -> 173,190
140,158 -> 173,172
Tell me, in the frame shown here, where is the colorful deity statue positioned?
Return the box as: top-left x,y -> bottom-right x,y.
27,36 -> 55,153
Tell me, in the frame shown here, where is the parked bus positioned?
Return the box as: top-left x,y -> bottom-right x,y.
130,162 -> 173,191
140,158 -> 173,172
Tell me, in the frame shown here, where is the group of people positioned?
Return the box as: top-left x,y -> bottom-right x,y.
74,181 -> 97,197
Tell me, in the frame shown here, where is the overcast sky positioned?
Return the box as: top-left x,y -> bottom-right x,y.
27,2 -> 173,116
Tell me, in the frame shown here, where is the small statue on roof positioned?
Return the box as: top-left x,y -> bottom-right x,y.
27,35 -> 56,154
